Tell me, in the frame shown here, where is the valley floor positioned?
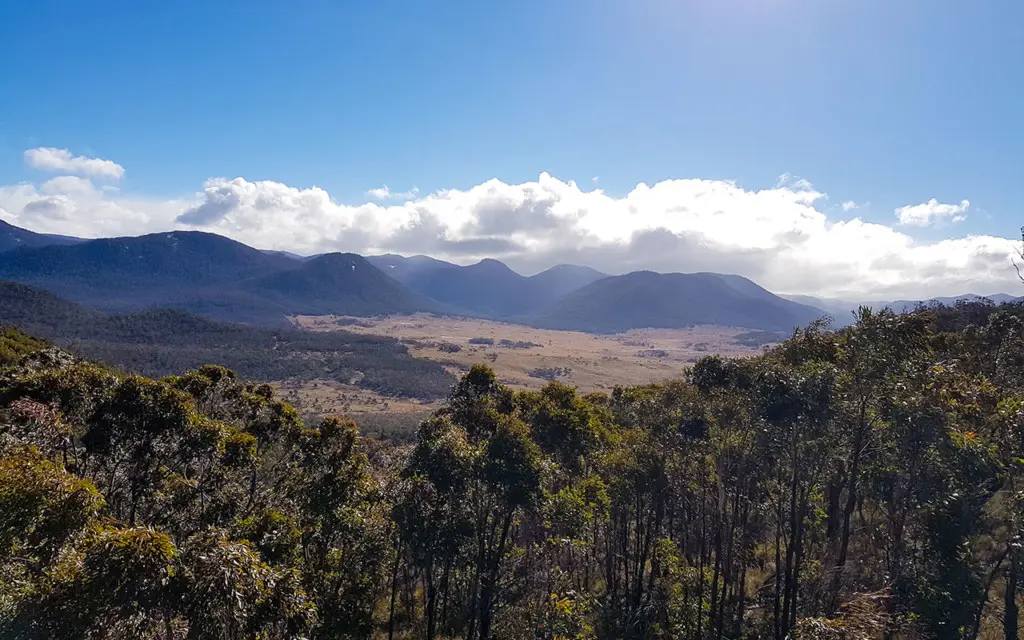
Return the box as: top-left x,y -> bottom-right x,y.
289,314 -> 772,435
295,313 -> 769,392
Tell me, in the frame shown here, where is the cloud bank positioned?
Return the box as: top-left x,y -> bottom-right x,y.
1,150 -> 1019,301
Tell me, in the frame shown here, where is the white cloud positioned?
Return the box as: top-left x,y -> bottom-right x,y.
24,147 -> 125,180
895,198 -> 970,227
0,163 -> 1019,300
0,179 -> 183,239
367,185 -> 419,200
842,201 -> 858,211
592,176 -> 600,184
40,176 -> 98,196
776,172 -> 814,191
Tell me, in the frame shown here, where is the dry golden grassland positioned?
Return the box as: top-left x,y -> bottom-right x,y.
294,313 -> 769,392
282,314 -> 778,440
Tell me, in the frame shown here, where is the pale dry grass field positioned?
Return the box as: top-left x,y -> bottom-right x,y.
294,314 -> 771,393
274,378 -> 437,415
272,378 -> 439,441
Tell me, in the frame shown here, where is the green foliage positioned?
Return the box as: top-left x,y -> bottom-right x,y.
0,449 -> 104,566
0,346 -> 374,639
7,525 -> 178,639
3,300 -> 1024,639
0,327 -> 49,366
178,529 -> 315,639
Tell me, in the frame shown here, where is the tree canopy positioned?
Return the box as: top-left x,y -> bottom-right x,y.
2,299 -> 1024,638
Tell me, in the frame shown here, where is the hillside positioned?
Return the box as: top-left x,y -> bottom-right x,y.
0,280 -> 455,398
365,253 -> 459,284
527,271 -> 825,333
525,263 -> 607,299
398,258 -> 609,318
399,258 -> 525,317
0,230 -> 295,309
242,252 -> 445,316
0,228 -> 443,323
0,219 -> 83,253
366,255 -> 606,308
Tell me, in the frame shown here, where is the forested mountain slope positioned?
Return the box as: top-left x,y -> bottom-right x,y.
0,231 -> 295,310
0,218 -> 82,250
527,270 -> 825,332
240,252 -> 447,316
401,258 -> 538,317
0,231 -> 442,323
0,280 -> 454,398
0,219 -> 83,253
374,256 -> 609,318
525,263 -> 607,298
4,221 -> 1016,336
365,253 -> 459,284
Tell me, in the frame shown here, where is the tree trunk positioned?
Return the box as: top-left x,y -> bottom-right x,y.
164,607 -> 174,640
697,475 -> 707,639
971,545 -> 1010,639
782,463 -> 799,639
387,540 -> 401,640
774,494 -> 783,640
788,498 -> 806,633
717,482 -> 741,640
1005,547 -> 1019,640
439,559 -> 452,635
832,407 -> 868,611
425,557 -> 438,640
477,510 -> 514,640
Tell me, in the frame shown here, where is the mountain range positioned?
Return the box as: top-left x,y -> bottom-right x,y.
0,220 -> 1016,334
530,271 -> 824,333
366,254 -> 608,317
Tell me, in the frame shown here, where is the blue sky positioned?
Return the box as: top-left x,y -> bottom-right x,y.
0,0 -> 1021,298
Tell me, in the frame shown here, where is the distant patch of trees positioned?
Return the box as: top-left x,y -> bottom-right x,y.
732,329 -> 788,347
528,366 -> 572,380
637,348 -> 669,358
334,317 -> 374,328
498,339 -> 540,349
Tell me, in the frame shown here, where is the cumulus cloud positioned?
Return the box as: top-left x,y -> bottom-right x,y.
0,160 -> 1019,300
895,198 -> 970,227
367,185 -> 419,200
40,176 -> 98,196
0,179 -> 183,239
24,147 -> 125,180
842,201 -> 858,211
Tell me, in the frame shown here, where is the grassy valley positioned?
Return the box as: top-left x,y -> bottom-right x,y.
296,313 -> 768,391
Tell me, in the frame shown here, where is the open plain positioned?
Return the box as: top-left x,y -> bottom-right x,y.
294,313 -> 775,391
